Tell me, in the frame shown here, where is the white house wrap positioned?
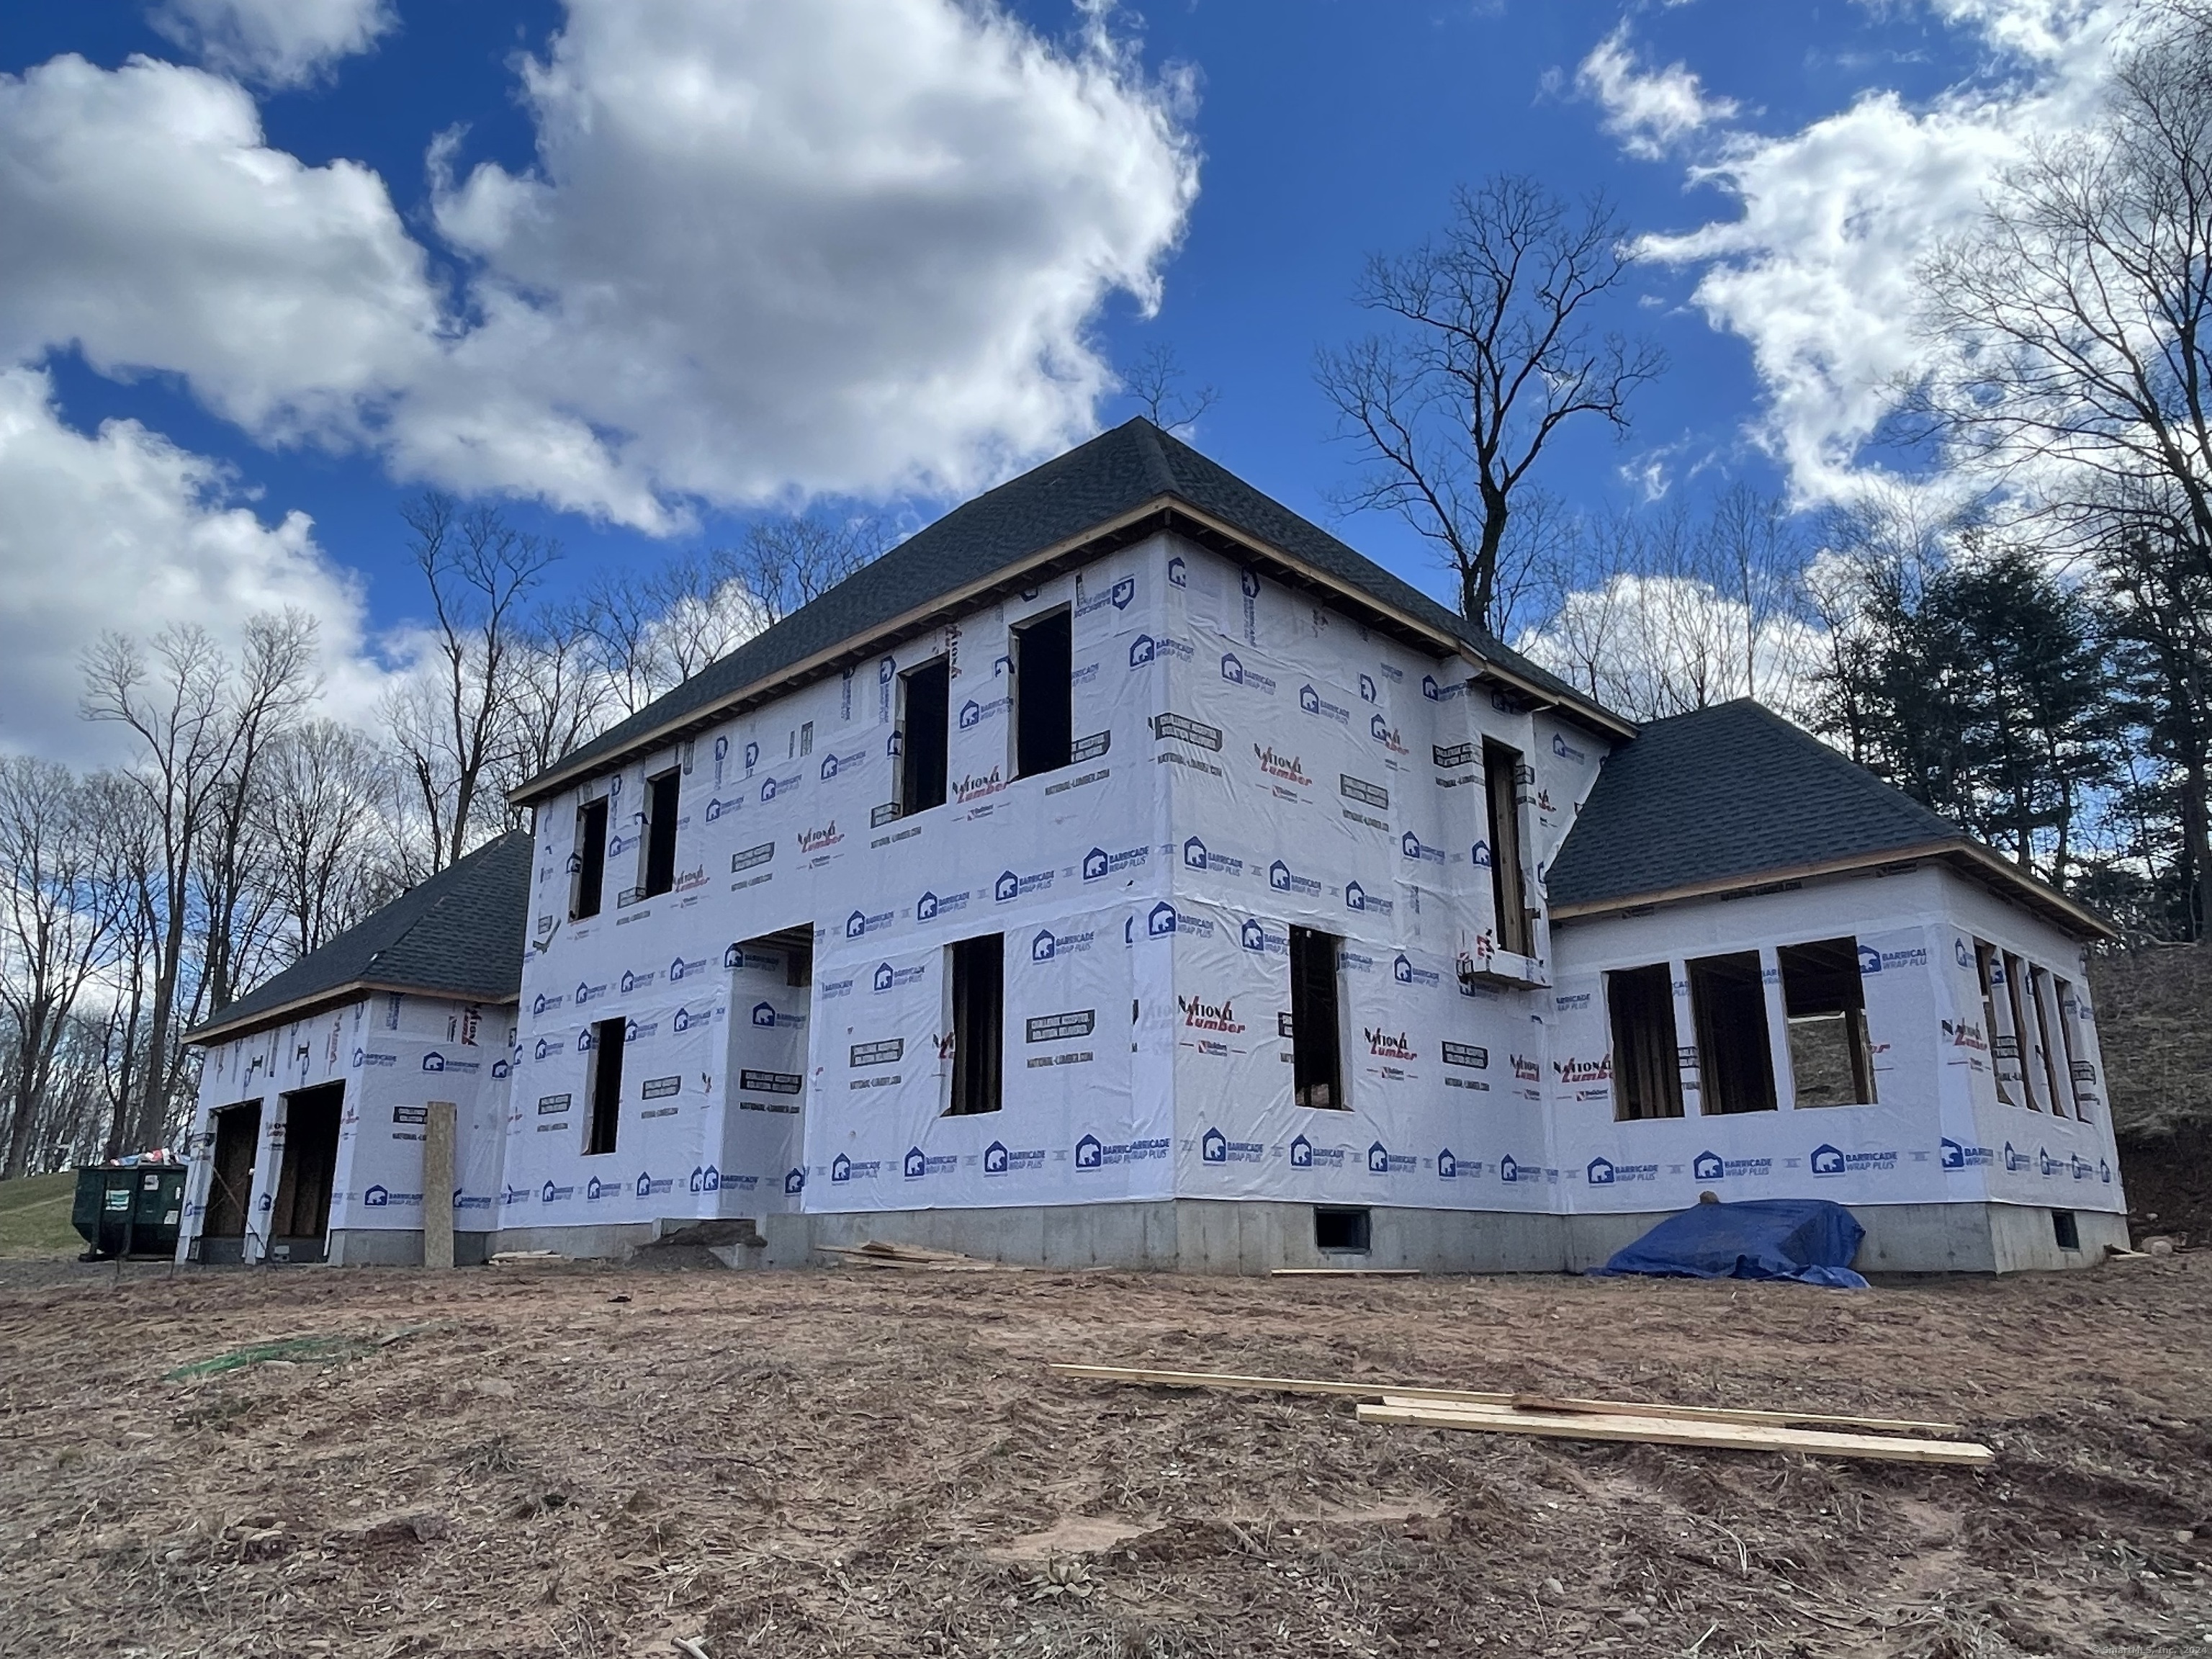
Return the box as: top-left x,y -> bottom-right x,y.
181,420 -> 2126,1274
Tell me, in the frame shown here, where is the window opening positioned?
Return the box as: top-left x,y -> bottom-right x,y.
1483,740 -> 1531,956
1012,608 -> 1074,778
642,768 -> 680,898
2029,966 -> 2069,1119
1608,963 -> 1683,1120
572,796 -> 608,920
947,934 -> 1004,1116
2051,1209 -> 2080,1251
1976,941 -> 2023,1106
2055,976 -> 2090,1121
586,1015 -> 626,1155
2002,950 -> 2047,1110
1777,938 -> 1876,1106
1315,1207 -> 1371,1252
898,658 -> 950,814
1687,950 -> 1776,1115
1289,926 -> 1345,1110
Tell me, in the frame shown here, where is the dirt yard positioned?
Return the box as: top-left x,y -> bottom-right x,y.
1,1255 -> 2206,1659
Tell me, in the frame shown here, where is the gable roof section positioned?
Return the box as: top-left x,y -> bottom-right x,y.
188,831 -> 534,1045
1546,699 -> 2111,938
513,418 -> 1626,806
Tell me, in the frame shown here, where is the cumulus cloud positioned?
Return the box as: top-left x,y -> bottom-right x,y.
0,366 -> 384,762
412,0 -> 1200,523
1636,0 -> 2126,504
1576,22 -> 1740,159
0,0 -> 1200,531
0,53 -> 440,441
149,0 -> 395,89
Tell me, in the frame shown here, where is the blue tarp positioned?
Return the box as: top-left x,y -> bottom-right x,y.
1592,1198 -> 1869,1290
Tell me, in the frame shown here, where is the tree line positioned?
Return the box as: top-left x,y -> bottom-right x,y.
0,508 -> 877,1177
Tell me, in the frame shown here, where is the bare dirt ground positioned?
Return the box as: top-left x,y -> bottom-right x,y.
1,1255 -> 2208,1659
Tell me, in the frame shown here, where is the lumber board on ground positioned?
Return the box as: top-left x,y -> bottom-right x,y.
1268,1268 -> 1423,1278
1358,1401 -> 1995,1467
1045,1363 -> 1960,1437
819,1242 -> 1011,1272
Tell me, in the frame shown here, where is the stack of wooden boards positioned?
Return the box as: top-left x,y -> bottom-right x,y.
820,1239 -> 1015,1272
1048,1363 -> 1994,1467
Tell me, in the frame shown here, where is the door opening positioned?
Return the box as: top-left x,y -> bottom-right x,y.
199,1099 -> 262,1263
267,1083 -> 342,1264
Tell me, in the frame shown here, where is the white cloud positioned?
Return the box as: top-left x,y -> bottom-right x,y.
0,54 -> 440,442
149,0 -> 395,89
1637,0 -> 2125,505
1576,22 -> 1740,159
0,0 -> 1201,531
0,366 -> 383,762
412,0 -> 1199,523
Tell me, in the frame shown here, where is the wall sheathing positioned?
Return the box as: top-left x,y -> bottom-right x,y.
177,991 -> 515,1262
1156,542 -> 1600,1212
399,523 -> 2116,1271
506,536 -> 1179,1227
1549,868 -> 2124,1226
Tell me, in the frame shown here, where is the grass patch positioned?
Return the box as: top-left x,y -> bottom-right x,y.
165,1334 -> 375,1381
0,1172 -> 84,1259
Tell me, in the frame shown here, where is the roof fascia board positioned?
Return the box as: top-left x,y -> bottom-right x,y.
509,498 -> 1179,807
1549,838 -> 2115,940
188,979 -> 521,1047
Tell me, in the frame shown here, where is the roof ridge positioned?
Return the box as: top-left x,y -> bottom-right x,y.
1125,415 -> 1182,499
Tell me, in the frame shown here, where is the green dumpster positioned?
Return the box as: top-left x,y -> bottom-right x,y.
71,1163 -> 186,1260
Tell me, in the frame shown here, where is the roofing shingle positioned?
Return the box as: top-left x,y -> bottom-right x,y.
517,418 -> 1611,799
1546,699 -> 1970,913
189,831 -> 533,1042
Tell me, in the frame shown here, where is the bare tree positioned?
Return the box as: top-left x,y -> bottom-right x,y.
256,719 -> 401,961
0,761 -> 124,1178
1917,0 -> 2212,557
385,495 -> 558,873
1518,488 -> 1814,721
507,620 -> 619,787
1123,341 -> 1219,434
572,550 -> 770,718
83,619 -> 314,1152
194,612 -> 320,1015
724,511 -> 884,629
1317,175 -> 1664,630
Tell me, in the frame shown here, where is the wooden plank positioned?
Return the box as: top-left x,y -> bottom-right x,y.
421,1102 -> 456,1271
1045,1364 -> 1959,1437
1357,1402 -> 1994,1466
1268,1268 -> 1423,1278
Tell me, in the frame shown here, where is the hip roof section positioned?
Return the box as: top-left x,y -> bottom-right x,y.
512,417 -> 1626,806
187,831 -> 533,1046
1547,699 -> 2111,938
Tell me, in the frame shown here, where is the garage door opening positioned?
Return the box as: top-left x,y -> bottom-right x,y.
267,1082 -> 343,1264
199,1099 -> 262,1264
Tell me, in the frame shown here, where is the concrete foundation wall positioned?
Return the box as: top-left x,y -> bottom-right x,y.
745,1197 -> 2123,1276
325,1229 -> 493,1267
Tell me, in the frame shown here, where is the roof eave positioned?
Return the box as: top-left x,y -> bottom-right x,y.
1549,838 -> 2116,940
186,979 -> 522,1048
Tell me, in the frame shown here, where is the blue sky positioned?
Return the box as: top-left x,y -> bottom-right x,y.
0,0 -> 2126,755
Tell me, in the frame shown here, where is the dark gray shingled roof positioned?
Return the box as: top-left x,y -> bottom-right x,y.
189,831 -> 533,1043
515,417 -> 1619,803
1546,698 -> 2105,933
